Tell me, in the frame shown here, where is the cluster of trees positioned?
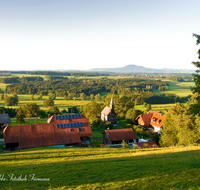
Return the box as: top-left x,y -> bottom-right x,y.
3,77 -> 189,105
80,94 -> 139,126
0,76 -> 44,84
159,34 -> 200,146
3,94 -> 19,106
1,71 -> 111,77
15,103 -> 63,123
5,78 -> 167,97
45,76 -> 68,80
169,75 -> 193,82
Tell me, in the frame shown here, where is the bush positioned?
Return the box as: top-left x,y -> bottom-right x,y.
48,106 -> 60,115
121,140 -> 129,148
0,132 -> 3,138
43,99 -> 54,107
143,143 -> 149,148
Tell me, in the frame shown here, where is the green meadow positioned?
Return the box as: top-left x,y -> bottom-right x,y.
0,83 -> 7,92
153,81 -> 194,97
0,146 -> 200,189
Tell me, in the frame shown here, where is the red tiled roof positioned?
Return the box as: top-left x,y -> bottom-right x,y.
101,106 -> 111,116
4,114 -> 92,149
103,128 -> 137,142
136,113 -> 153,126
149,111 -> 165,128
136,141 -> 159,148
136,110 -> 165,129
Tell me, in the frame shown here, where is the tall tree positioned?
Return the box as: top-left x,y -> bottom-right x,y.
95,93 -> 101,102
190,33 -> 200,115
43,99 -> 54,107
125,108 -> 138,124
4,96 -> 18,106
80,93 -> 86,101
16,107 -> 25,124
160,103 -> 200,146
30,94 -> 34,101
22,103 -> 40,118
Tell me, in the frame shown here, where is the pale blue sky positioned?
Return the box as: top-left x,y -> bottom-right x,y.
0,0 -> 200,71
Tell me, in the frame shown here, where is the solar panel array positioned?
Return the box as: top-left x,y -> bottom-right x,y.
57,122 -> 84,129
55,114 -> 81,120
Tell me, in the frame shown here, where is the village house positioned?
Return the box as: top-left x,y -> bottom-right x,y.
0,113 -> 11,132
3,113 -> 92,150
101,97 -> 117,125
136,110 -> 165,134
102,128 -> 138,145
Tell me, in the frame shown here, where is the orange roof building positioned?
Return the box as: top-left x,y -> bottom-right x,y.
102,128 -> 138,145
136,110 -> 165,134
4,114 -> 92,150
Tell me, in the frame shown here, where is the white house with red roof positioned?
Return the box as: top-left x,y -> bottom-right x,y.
136,110 -> 165,134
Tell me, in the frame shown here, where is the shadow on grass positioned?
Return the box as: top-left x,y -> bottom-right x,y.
0,149 -> 200,189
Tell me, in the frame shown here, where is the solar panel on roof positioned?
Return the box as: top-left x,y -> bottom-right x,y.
56,122 -> 84,129
55,114 -> 82,120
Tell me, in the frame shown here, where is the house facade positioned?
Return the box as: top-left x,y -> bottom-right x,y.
101,97 -> 117,125
136,110 -> 165,134
3,114 -> 92,150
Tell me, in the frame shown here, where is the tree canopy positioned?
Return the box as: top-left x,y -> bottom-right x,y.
160,103 -> 200,146
190,33 -> 200,115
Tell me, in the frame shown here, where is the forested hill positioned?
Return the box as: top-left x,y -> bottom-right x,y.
89,64 -> 195,73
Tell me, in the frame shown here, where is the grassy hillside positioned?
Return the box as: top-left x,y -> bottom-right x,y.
0,146 -> 199,189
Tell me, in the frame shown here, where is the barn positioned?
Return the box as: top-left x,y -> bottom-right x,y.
3,114 -> 92,150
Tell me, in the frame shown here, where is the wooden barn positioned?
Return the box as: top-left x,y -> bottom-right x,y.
102,128 -> 138,145
3,114 -> 92,150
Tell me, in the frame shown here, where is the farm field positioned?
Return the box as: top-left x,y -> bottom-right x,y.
0,95 -> 90,112
0,83 -> 7,92
0,146 -> 200,189
153,81 -> 194,97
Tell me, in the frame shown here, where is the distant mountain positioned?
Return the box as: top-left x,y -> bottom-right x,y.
89,64 -> 195,73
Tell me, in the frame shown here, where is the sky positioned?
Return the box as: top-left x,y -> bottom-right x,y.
0,0 -> 200,71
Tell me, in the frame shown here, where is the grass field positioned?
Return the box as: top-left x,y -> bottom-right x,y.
0,95 -> 90,112
0,146 -> 200,189
154,81 -> 194,97
0,83 -> 7,92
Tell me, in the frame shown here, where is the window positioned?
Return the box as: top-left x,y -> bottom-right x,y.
70,129 -> 74,132
78,128 -> 82,132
